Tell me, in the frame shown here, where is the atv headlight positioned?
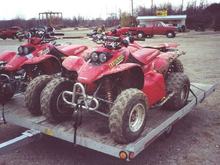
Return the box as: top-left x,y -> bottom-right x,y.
23,47 -> 29,55
18,46 -> 23,54
91,52 -> 99,62
18,46 -> 35,56
99,53 -> 107,63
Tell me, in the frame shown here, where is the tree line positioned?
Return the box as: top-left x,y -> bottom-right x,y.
0,1 -> 219,30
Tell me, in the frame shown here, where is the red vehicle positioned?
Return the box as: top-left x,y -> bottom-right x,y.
25,36 -> 189,144
0,29 -> 87,104
0,26 -> 22,40
107,22 -> 177,39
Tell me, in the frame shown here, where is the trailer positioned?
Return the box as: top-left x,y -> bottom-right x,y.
0,83 -> 216,161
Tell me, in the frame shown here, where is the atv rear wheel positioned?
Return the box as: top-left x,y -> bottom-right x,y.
164,73 -> 190,110
25,75 -> 53,115
166,59 -> 184,76
109,88 -> 148,144
41,77 -> 74,123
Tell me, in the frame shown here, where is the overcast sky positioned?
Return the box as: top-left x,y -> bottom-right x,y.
0,0 -> 219,20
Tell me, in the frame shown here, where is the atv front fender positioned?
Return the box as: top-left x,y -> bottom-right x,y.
0,51 -> 16,62
97,63 -> 142,79
62,56 -> 85,72
23,54 -> 60,65
96,63 -> 145,89
22,54 -> 61,74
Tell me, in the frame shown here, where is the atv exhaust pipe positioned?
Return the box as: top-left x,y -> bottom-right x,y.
62,82 -> 99,111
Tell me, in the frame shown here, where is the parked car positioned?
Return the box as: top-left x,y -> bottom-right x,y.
107,22 -> 177,39
0,26 -> 22,40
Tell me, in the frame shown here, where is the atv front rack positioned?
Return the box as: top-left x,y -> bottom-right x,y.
0,83 -> 216,161
62,82 -> 99,111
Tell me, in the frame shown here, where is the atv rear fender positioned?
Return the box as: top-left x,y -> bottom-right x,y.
152,52 -> 178,74
0,51 -> 16,62
59,45 -> 88,56
142,71 -> 166,106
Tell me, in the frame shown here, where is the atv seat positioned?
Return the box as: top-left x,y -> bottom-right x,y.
50,45 -> 88,58
131,48 -> 160,65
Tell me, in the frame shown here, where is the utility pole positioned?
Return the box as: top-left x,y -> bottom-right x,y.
131,0 -> 134,26
151,0 -> 154,15
181,0 -> 184,13
131,0 -> 134,17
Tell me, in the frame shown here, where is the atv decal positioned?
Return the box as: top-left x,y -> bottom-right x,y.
109,55 -> 125,68
38,48 -> 50,56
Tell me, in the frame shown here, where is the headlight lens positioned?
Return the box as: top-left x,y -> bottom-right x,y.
18,46 -> 23,54
17,46 -> 35,55
91,52 -> 99,62
99,53 -> 107,63
23,47 -> 29,55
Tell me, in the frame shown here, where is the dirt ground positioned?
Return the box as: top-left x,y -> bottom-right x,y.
0,30 -> 220,165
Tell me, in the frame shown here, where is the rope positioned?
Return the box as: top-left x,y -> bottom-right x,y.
1,104 -> 6,124
72,101 -> 83,145
190,84 -> 206,103
190,88 -> 198,105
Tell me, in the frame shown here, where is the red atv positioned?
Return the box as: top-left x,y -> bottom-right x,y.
26,36 -> 190,143
0,28 -> 87,104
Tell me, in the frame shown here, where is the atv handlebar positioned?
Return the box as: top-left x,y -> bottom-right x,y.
103,36 -> 133,50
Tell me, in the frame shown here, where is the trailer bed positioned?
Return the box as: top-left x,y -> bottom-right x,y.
1,83 -> 216,160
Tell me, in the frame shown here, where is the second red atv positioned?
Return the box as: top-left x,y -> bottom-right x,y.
0,28 -> 87,104
26,36 -> 190,144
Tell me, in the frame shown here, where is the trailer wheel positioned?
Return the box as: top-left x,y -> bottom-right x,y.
41,77 -> 74,123
109,88 -> 148,144
25,75 -> 53,115
166,31 -> 176,38
166,59 -> 184,76
164,73 -> 190,110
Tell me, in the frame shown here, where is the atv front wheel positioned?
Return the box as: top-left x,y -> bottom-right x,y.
109,88 -> 148,144
164,73 -> 190,110
41,77 -> 74,123
25,75 -> 53,115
